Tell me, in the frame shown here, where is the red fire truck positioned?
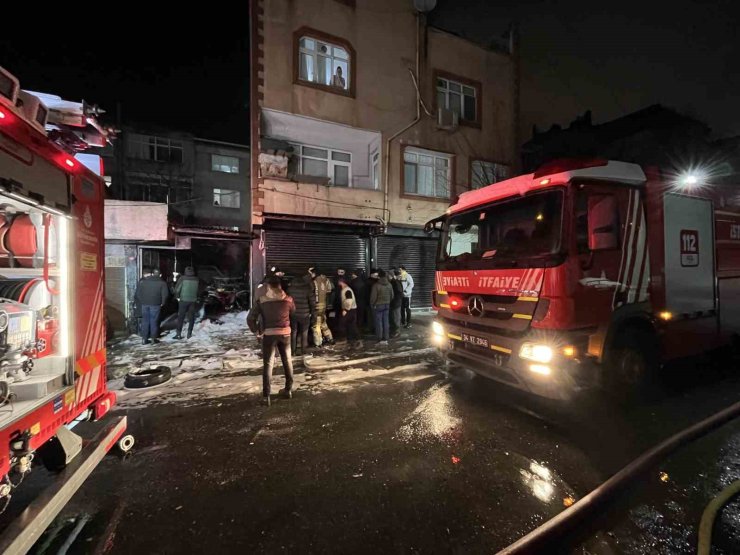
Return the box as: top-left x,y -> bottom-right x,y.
427,159 -> 740,399
0,67 -> 130,552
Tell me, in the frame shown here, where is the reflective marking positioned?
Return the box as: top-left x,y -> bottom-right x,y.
437,290 -> 448,295
439,303 -> 450,308
491,345 -> 512,354
512,314 -> 533,320
447,333 -> 463,340
517,296 -> 538,302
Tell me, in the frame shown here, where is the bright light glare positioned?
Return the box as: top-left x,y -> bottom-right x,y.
658,311 -> 673,321
684,175 -> 698,185
432,321 -> 445,336
58,216 -> 70,358
529,364 -> 552,376
519,342 -> 554,363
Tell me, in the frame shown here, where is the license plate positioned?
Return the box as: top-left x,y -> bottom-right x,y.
462,333 -> 489,348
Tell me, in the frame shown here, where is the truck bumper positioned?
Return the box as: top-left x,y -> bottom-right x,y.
0,415 -> 127,555
434,320 -> 597,400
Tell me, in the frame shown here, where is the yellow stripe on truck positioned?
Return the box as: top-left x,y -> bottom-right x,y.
439,303 -> 450,308
491,345 -> 512,354
447,333 -> 462,341
512,314 -> 533,320
517,296 -> 538,302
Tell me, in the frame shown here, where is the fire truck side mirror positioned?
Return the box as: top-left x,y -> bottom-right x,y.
587,195 -> 618,251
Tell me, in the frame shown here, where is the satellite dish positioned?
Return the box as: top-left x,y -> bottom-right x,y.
413,0 -> 437,13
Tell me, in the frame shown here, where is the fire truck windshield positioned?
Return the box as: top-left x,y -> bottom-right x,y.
440,190 -> 564,269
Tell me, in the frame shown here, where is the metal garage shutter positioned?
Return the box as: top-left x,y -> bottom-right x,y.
377,235 -> 437,308
266,231 -> 368,278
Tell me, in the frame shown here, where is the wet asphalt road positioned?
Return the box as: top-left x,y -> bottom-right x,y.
7,319 -> 740,554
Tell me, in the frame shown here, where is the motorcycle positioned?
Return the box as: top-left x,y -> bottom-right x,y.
202,277 -> 249,315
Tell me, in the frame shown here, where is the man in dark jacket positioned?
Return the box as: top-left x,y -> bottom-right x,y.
247,276 -> 296,406
350,269 -> 367,333
370,270 -> 394,345
289,271 -> 315,357
135,268 -> 169,345
389,269 -> 404,337
174,266 -> 200,340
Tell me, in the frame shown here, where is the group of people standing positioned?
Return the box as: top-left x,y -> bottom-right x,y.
134,267 -> 201,344
247,265 -> 414,405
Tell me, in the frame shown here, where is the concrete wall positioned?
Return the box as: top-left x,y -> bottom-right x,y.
257,0 -> 516,228
104,200 -> 168,241
193,140 -> 251,230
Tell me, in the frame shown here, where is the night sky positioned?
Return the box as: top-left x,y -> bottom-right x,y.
1,0 -> 737,145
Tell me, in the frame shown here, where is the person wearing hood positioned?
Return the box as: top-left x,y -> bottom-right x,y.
174,266 -> 201,339
370,269 -> 394,345
134,268 -> 169,345
247,276 -> 296,406
366,269 -> 379,333
289,269 -> 316,358
254,265 -> 285,301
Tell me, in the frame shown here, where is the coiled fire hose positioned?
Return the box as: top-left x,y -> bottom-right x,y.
698,479 -> 740,555
497,398 -> 740,554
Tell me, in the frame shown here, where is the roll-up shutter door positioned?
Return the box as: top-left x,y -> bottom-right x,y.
265,231 -> 368,278
376,235 -> 437,308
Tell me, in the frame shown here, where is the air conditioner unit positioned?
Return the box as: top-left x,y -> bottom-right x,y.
17,91 -> 49,133
0,67 -> 20,110
437,107 -> 459,130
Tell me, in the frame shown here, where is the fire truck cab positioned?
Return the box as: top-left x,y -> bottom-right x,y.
427,159 -> 740,399
0,66 -> 128,553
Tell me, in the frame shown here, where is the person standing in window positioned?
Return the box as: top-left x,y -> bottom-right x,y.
332,66 -> 346,89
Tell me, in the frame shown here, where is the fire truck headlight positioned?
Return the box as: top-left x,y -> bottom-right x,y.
519,342 -> 554,363
432,321 -> 445,337
529,364 -> 552,376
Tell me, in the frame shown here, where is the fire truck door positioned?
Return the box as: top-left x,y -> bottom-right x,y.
574,184 -> 637,326
663,193 -> 715,313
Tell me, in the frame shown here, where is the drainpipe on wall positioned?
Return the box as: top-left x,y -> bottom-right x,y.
382,11 -> 425,228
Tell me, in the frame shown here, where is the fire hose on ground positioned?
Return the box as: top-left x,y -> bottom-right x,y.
497,399 -> 740,555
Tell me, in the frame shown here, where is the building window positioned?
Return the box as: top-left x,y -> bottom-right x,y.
372,152 -> 379,189
128,134 -> 183,163
294,28 -> 354,96
471,160 -> 510,189
403,147 -> 451,199
211,154 -> 239,174
436,73 -> 480,124
290,143 -> 352,187
213,188 -> 240,208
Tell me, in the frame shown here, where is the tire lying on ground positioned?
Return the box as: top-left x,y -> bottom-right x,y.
124,366 -> 172,389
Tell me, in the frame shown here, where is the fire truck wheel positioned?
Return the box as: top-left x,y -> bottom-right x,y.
118,434 -> 135,453
609,328 -> 658,391
124,366 -> 172,389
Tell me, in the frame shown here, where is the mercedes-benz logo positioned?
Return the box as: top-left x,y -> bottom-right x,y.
467,295 -> 485,317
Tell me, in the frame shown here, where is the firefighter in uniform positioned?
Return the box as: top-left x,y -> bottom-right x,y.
309,267 -> 335,347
